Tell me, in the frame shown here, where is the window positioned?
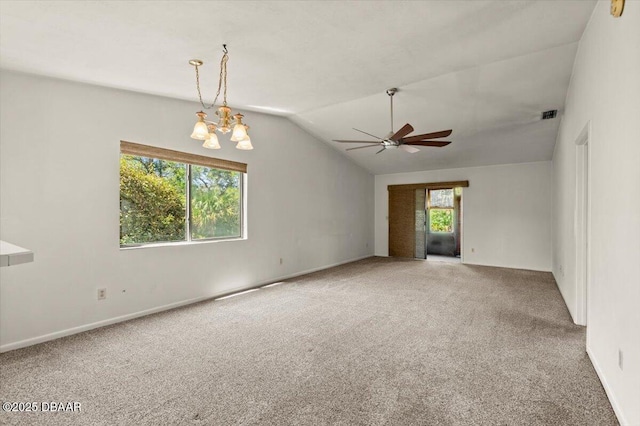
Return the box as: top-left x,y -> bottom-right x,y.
119,141 -> 246,247
120,156 -> 187,245
429,189 -> 454,233
190,165 -> 241,240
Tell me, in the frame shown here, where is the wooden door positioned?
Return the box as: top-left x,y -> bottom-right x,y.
388,188 -> 415,258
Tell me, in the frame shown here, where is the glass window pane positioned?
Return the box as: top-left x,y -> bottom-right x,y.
429,209 -> 453,233
430,189 -> 454,208
190,166 -> 241,240
120,155 -> 187,245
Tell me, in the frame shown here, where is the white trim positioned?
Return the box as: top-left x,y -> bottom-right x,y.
587,344 -> 627,425
0,254 -> 373,353
553,270 -> 578,321
120,236 -> 246,251
461,260 -> 551,273
376,256 -> 550,273
575,120 -> 591,146
0,295 -> 213,353
574,121 -> 591,326
460,187 -> 465,264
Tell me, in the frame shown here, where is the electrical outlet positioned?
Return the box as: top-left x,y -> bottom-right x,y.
279,258 -> 283,265
471,248 -> 475,253
618,349 -> 624,370
97,288 -> 106,300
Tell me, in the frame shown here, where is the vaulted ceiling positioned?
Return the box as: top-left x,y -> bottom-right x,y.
0,1 -> 596,174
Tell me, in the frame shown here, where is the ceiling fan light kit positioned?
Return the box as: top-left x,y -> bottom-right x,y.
189,44 -> 253,150
333,88 -> 453,155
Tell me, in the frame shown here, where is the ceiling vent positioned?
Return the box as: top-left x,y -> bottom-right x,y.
541,110 -> 558,120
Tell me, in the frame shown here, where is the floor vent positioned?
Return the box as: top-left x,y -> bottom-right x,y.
542,110 -> 558,120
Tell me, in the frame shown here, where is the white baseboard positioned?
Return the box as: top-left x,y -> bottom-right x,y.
0,254 -> 374,353
0,295 -> 214,353
551,270 -> 580,325
586,343 -> 627,425
460,260 -> 552,273
256,254 -> 373,287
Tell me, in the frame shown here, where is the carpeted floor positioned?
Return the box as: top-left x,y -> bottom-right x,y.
0,257 -> 617,425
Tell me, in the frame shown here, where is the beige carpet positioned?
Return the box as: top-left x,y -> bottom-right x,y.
0,257 -> 617,425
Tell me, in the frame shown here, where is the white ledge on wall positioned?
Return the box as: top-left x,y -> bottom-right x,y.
0,240 -> 34,267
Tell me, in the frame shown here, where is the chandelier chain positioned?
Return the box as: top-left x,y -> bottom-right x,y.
222,50 -> 228,106
194,46 -> 229,110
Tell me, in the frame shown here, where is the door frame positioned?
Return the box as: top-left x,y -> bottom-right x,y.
425,187 -> 463,260
388,181 -> 469,260
574,121 -> 591,326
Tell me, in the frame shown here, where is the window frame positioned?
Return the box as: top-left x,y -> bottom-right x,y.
186,163 -> 244,243
427,188 -> 455,234
119,141 -> 246,248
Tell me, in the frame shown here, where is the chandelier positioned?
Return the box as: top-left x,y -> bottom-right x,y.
189,44 -> 253,150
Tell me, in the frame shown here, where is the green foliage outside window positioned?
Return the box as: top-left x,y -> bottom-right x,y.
430,209 -> 453,233
119,156 -> 186,245
119,155 -> 241,246
190,166 -> 241,239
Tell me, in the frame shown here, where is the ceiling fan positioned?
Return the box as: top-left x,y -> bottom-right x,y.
333,88 -> 452,154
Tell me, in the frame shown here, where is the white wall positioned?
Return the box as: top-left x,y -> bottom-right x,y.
552,2 -> 640,424
0,71 -> 374,351
375,161 -> 552,272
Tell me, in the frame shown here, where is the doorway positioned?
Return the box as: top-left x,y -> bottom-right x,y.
388,181 -> 468,260
428,187 -> 462,262
420,188 -> 462,263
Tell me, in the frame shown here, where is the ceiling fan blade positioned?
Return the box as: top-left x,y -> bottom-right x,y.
402,129 -> 452,143
345,144 -> 381,151
399,145 -> 420,154
375,147 -> 386,154
353,128 -> 383,140
333,140 -> 382,143
390,123 -> 414,141
404,141 -> 451,147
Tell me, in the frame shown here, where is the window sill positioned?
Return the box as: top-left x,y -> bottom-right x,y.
120,237 -> 245,251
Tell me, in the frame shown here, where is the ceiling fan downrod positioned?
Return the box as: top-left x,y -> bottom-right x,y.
386,88 -> 397,135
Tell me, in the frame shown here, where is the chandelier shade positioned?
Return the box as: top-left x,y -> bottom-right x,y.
230,113 -> 248,142
190,112 -> 209,140
236,126 -> 253,150
203,134 -> 221,149
202,124 -> 221,149
236,136 -> 253,150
